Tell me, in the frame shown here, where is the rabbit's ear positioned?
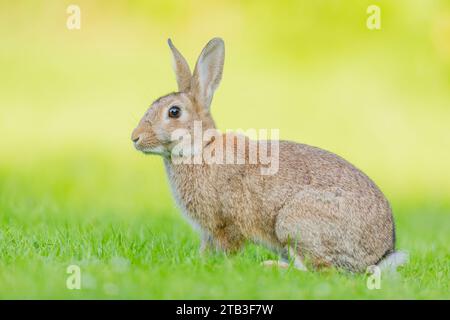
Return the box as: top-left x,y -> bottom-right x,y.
168,39 -> 192,92
191,38 -> 224,110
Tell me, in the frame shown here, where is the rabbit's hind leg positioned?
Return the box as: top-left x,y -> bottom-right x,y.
286,246 -> 308,271
261,246 -> 308,271
261,260 -> 289,269
274,202 -> 338,271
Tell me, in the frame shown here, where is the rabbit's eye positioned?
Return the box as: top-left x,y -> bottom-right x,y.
168,106 -> 181,119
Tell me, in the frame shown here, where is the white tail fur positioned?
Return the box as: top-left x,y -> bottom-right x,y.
377,251 -> 409,272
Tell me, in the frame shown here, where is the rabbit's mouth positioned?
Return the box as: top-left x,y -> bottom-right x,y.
132,133 -> 167,156
140,145 -> 169,157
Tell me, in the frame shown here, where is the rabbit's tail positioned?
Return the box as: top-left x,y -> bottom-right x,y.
376,250 -> 409,272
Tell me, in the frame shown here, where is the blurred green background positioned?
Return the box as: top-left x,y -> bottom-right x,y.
0,0 -> 449,298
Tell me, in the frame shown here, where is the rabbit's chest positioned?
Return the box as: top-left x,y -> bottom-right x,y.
175,184 -> 224,232
176,183 -> 216,215
165,163 -> 222,228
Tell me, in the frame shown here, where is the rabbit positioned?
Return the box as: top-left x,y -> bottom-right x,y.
131,38 -> 408,272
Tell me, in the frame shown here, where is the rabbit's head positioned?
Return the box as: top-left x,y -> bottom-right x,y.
132,38 -> 225,156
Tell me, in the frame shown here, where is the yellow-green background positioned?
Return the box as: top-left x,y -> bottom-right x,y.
0,0 -> 449,299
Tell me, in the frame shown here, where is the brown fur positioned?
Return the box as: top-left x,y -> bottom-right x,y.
132,38 -> 395,272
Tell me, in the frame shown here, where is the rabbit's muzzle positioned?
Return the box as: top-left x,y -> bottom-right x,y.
131,124 -> 163,155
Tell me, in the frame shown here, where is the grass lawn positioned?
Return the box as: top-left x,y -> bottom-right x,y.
1,0 -> 449,300
0,154 -> 449,299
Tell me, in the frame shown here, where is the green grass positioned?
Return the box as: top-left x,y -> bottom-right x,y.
0,154 -> 449,299
1,0 -> 449,299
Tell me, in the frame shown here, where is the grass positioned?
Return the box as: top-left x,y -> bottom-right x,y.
0,154 -> 449,299
1,0 -> 449,300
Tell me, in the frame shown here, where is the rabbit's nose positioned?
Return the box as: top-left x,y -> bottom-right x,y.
132,126 -> 147,144
131,131 -> 141,143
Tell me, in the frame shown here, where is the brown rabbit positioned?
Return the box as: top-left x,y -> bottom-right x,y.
131,38 -> 408,272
